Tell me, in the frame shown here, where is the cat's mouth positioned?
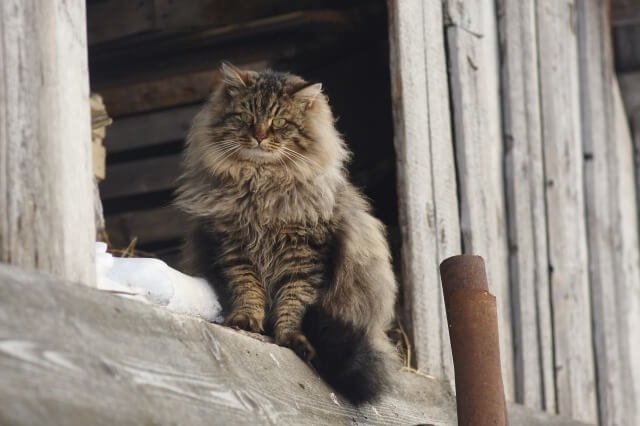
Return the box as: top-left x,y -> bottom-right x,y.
240,142 -> 280,163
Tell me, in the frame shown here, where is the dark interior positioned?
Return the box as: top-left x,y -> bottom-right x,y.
89,0 -> 399,270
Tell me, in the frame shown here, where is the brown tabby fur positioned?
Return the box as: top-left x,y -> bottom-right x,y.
175,64 -> 397,403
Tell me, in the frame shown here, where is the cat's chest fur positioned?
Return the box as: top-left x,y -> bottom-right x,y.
211,168 -> 337,228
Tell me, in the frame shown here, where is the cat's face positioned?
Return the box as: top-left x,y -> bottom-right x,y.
210,64 -> 324,166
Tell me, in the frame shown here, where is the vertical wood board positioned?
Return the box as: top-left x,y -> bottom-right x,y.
576,1 -> 634,424
387,0 -> 461,384
497,0 -> 556,412
0,0 -> 95,285
536,0 -> 597,421
444,0 -> 514,400
610,81 -> 640,424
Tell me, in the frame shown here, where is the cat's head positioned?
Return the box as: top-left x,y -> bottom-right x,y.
187,63 -> 349,179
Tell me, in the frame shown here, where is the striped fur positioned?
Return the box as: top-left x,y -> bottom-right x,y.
175,64 -> 398,404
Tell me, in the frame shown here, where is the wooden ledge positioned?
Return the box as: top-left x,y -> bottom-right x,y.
0,263 -> 595,425
0,264 -> 455,425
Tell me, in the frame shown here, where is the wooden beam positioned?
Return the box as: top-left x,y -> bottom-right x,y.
86,0 -> 319,45
444,0 -> 514,400
496,0 -> 555,412
104,105 -> 200,152
0,262 -> 597,425
105,207 -> 188,248
99,70 -> 218,117
99,154 -> 181,200
0,263 -> 457,425
387,0 -> 461,384
0,0 -> 95,285
536,0 -> 598,422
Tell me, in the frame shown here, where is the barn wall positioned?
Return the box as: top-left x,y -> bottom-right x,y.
391,0 -> 639,424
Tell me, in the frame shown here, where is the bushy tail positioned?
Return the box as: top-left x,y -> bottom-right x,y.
301,306 -> 391,405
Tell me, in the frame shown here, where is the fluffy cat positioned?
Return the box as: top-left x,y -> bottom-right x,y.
175,63 -> 397,404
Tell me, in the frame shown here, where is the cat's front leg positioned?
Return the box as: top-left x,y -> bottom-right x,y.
272,269 -> 323,361
221,256 -> 266,334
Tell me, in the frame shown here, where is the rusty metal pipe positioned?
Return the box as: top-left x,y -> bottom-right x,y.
440,255 -> 508,426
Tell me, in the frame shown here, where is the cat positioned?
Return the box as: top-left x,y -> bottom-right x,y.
175,63 -> 398,404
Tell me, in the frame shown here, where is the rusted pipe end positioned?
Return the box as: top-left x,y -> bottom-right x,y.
440,254 -> 488,294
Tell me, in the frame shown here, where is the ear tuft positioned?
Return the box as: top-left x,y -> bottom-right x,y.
293,83 -> 323,107
220,62 -> 248,89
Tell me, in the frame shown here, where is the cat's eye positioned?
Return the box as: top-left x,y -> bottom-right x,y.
240,112 -> 253,124
272,117 -> 287,129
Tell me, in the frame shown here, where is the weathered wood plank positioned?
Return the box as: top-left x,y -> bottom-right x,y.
87,0 -> 318,45
508,404 -> 595,426
0,0 -> 95,285
497,0 -> 555,412
632,113 -> 640,225
98,70 -> 219,117
444,0 -> 514,400
536,0 -> 598,421
104,105 -> 200,153
0,263 -> 458,426
105,207 -> 188,248
576,2 -> 635,424
99,154 -> 181,200
387,0 -> 461,384
609,80 -> 640,424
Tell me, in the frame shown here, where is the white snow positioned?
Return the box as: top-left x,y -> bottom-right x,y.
95,242 -> 222,322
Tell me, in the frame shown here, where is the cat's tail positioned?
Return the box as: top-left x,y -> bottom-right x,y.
301,306 -> 393,405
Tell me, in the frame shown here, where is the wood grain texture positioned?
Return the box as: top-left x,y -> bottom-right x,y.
609,80 -> 640,424
0,263 -> 457,426
577,2 -> 636,424
387,0 -> 461,383
444,0 -> 514,399
497,0 -> 555,412
99,70 -> 219,116
0,0 -> 95,285
105,105 -> 200,153
536,0 -> 598,421
99,154 -> 181,200
105,206 -> 188,247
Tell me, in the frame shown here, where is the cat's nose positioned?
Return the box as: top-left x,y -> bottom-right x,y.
253,125 -> 268,142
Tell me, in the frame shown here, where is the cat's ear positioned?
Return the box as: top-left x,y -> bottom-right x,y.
293,83 -> 323,108
220,62 -> 250,90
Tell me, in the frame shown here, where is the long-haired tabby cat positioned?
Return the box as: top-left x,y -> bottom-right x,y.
175,63 -> 397,404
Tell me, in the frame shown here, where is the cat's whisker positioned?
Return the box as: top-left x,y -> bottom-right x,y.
209,145 -> 242,175
282,147 -> 320,168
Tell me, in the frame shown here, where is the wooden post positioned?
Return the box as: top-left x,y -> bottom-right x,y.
497,0 -> 555,412
444,0 -> 514,399
0,0 -> 95,285
387,0 -> 461,384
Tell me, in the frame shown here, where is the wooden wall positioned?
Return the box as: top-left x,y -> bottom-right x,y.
390,0 -> 640,424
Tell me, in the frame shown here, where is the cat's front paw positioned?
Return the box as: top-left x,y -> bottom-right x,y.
224,312 -> 264,333
277,331 -> 316,361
